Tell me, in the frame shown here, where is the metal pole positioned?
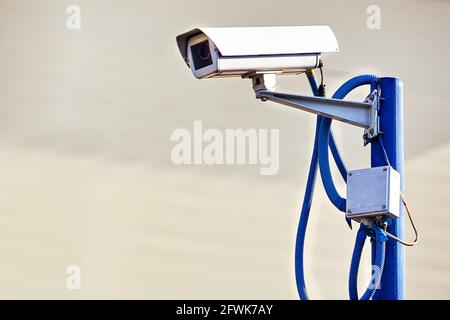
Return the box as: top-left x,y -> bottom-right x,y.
371,77 -> 405,300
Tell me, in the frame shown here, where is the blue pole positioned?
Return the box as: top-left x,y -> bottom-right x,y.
371,77 -> 405,300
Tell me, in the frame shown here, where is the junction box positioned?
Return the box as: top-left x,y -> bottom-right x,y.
346,165 -> 400,220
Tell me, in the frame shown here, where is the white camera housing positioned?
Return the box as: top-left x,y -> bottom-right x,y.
176,26 -> 339,79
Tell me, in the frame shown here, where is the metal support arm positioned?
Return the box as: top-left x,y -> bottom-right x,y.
250,73 -> 380,145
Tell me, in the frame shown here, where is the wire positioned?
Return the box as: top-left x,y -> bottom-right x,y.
383,192 -> 419,246
377,129 -> 418,246
378,136 -> 391,166
319,66 -> 324,87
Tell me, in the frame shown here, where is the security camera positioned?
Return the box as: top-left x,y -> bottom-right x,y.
176,26 -> 339,79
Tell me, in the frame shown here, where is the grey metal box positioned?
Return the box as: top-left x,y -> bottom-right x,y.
346,166 -> 400,220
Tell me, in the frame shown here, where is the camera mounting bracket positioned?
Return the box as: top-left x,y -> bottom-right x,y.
249,73 -> 380,145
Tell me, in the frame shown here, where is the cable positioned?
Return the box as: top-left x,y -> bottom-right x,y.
378,135 -> 391,166
383,193 -> 419,246
296,70 -> 348,299
309,67 -> 348,181
318,74 -> 379,213
318,64 -> 347,182
295,70 -> 321,300
349,224 -> 387,300
318,60 -> 326,97
349,226 -> 368,300
360,237 -> 385,300
295,73 -> 379,300
319,66 -> 324,86
376,135 -> 419,246
318,117 -> 347,212
329,135 -> 348,182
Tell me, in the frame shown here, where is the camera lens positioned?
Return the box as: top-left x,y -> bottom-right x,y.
198,45 -> 211,60
192,40 -> 213,70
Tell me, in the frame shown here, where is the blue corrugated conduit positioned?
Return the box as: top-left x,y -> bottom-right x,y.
295,72 -> 322,300
295,73 -> 387,300
349,225 -> 387,300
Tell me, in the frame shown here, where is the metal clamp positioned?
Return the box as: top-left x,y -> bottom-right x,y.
362,90 -> 381,146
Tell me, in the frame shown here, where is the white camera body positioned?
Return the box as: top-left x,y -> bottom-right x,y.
176,26 -> 339,79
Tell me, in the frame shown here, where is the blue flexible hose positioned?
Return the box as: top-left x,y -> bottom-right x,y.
348,225 -> 386,300
296,74 -> 380,300
318,75 -> 379,212
306,71 -> 347,182
329,136 -> 347,182
294,116 -> 320,300
360,236 -> 386,300
295,72 -> 351,299
295,73 -> 321,300
306,71 -> 319,95
349,226 -> 368,300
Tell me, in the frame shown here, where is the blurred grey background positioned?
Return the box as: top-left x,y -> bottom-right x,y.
0,0 -> 449,299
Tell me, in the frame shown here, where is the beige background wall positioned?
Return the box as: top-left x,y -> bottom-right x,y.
0,0 -> 449,299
